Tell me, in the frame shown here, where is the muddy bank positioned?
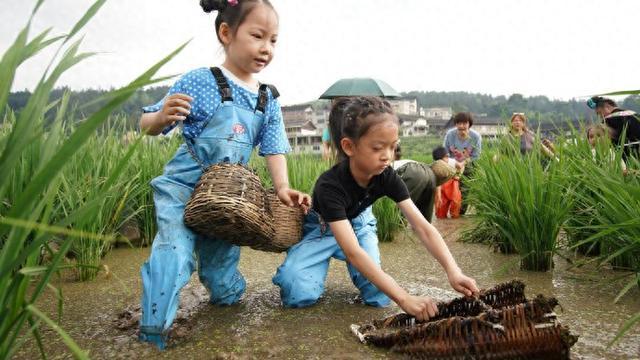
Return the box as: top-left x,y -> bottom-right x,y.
12,218 -> 640,359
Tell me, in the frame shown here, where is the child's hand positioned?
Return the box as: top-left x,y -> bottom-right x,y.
277,187 -> 311,214
159,93 -> 193,128
447,269 -> 479,297
398,295 -> 439,321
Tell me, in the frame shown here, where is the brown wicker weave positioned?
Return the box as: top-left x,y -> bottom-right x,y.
352,280 -> 578,359
184,163 -> 303,252
250,189 -> 304,253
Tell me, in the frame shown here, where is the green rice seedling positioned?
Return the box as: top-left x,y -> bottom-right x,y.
55,131 -> 143,280
372,197 -> 405,243
0,0 -> 186,357
466,136 -> 573,270
590,89 -> 640,346
573,155 -> 640,271
561,126 -> 615,256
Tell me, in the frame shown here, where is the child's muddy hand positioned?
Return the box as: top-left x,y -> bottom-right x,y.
447,270 -> 479,297
399,295 -> 438,321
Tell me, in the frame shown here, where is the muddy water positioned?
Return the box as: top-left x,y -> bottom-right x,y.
13,218 -> 640,359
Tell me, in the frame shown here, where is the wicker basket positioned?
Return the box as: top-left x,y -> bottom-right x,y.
184,163 -> 303,252
250,189 -> 304,253
352,280 -> 578,359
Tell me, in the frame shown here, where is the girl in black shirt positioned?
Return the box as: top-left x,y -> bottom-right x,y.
273,97 -> 478,321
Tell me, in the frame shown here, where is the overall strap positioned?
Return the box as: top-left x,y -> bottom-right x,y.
210,67 -> 233,102
183,67 -> 233,171
256,84 -> 280,113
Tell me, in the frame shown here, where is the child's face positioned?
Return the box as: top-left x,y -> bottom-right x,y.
588,129 -> 603,147
345,114 -> 399,177
223,4 -> 279,75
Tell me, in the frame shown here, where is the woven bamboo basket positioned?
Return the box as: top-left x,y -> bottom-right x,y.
351,280 -> 578,359
184,163 -> 303,252
250,189 -> 304,252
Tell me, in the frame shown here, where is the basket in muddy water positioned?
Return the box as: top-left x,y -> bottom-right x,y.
183,163 -> 303,252
351,280 -> 578,359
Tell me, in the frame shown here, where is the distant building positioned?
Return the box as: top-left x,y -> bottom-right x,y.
422,107 -> 453,134
421,106 -> 452,120
281,104 -> 323,153
389,97 -> 418,115
399,114 -> 429,137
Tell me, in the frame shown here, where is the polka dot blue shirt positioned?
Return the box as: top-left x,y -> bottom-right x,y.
142,67 -> 291,156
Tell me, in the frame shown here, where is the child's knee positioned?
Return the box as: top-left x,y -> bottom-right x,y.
274,268 -> 323,308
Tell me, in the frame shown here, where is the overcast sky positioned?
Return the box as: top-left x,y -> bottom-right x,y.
2,0 -> 639,106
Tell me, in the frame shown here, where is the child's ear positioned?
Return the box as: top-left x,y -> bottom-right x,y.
219,23 -> 232,46
341,138 -> 356,157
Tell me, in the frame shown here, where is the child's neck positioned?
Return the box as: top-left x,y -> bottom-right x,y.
221,60 -> 259,89
348,160 -> 373,188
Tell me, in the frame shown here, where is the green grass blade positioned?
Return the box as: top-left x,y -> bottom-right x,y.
26,305 -> 89,360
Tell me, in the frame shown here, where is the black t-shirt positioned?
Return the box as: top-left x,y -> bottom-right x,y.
312,160 -> 410,222
605,109 -> 640,144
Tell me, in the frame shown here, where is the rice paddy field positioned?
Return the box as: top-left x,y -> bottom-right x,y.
2,1 -> 639,359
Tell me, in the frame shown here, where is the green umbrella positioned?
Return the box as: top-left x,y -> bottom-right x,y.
319,78 -> 401,99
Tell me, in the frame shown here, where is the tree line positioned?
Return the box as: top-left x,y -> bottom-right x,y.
7,86 -> 640,132
404,91 -> 640,123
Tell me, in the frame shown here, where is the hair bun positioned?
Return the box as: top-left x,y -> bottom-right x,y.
200,0 -> 226,13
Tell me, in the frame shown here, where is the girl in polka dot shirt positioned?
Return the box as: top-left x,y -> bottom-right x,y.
138,0 -> 310,349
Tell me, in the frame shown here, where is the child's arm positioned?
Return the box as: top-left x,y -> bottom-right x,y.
329,220 -> 439,321
140,94 -> 193,136
265,154 -> 310,212
397,199 -> 479,297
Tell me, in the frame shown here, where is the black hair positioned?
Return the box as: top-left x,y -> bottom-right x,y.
200,0 -> 276,45
328,96 -> 398,162
590,96 -> 617,108
432,146 -> 447,161
452,112 -> 474,127
328,97 -> 351,158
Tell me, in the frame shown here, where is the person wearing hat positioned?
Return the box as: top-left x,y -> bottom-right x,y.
587,96 -> 640,160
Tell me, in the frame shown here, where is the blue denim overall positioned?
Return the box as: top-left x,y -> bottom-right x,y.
139,68 -> 271,349
272,206 -> 390,308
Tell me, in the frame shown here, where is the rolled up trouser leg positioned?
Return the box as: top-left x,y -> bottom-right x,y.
195,236 -> 245,305
139,177 -> 197,350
